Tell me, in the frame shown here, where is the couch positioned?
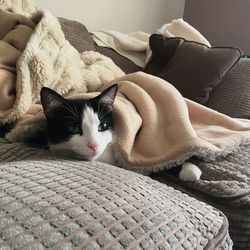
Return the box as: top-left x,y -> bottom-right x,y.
0,15 -> 249,250
90,18 -> 250,249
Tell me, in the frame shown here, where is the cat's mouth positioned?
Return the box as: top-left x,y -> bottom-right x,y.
49,145 -> 98,161
74,151 -> 101,161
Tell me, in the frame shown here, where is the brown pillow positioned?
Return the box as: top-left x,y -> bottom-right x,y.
58,17 -> 96,52
144,34 -> 242,104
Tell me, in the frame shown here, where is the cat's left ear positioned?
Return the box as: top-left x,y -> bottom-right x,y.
97,84 -> 118,108
40,87 -> 65,118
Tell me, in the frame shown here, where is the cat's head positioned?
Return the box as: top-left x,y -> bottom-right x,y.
40,84 -> 118,160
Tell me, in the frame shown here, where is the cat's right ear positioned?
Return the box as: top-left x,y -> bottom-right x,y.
40,87 -> 65,118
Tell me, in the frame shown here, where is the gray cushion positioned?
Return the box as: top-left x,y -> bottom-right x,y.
58,17 -> 96,52
95,45 -> 141,74
58,17 -> 140,74
206,58 -> 250,119
0,139 -> 232,249
152,143 -> 250,249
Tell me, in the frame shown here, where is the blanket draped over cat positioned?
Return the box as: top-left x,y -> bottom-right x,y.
1,8 -> 250,174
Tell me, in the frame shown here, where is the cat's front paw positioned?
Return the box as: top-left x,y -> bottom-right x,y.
179,162 -> 202,181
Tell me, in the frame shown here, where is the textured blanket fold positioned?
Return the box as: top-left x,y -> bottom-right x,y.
92,31 -> 150,67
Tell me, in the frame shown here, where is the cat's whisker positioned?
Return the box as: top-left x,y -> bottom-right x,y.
61,99 -> 79,118
60,103 -> 75,115
61,103 -> 79,121
99,108 -> 109,122
107,136 -> 116,146
73,102 -> 80,119
97,101 -> 103,118
107,141 -> 115,147
97,101 -> 107,121
60,107 -> 77,120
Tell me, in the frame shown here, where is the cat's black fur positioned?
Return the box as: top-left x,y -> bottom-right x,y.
40,85 -> 118,145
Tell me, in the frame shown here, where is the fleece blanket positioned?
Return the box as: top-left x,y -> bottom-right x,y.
1,9 -> 250,174
0,0 -> 36,17
4,70 -> 250,174
92,30 -> 150,67
92,18 -> 211,67
0,9 -> 124,125
156,18 -> 211,47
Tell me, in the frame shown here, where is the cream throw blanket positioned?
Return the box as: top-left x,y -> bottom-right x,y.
92,31 -> 150,67
4,71 -> 250,174
92,18 -> 211,67
0,9 -> 124,125
1,8 -> 250,174
0,0 -> 36,17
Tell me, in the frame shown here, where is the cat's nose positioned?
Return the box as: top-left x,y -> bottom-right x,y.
88,143 -> 98,152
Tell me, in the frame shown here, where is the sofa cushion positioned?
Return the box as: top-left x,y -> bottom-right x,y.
152,143 -> 250,249
144,34 -> 242,104
206,58 -> 250,119
0,139 -> 232,249
58,17 -> 139,74
95,45 -> 141,74
58,17 -> 96,52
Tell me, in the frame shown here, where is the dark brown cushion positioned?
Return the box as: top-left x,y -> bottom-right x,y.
206,58 -> 250,119
58,17 -> 96,52
95,45 -> 141,74
144,34 -> 242,104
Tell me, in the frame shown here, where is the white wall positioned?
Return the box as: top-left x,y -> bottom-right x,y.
37,0 -> 185,33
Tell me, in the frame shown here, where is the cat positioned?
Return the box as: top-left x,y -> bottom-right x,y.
40,85 -> 202,181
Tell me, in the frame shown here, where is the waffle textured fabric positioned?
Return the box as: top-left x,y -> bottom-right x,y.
206,58 -> 250,119
0,140 -> 232,249
153,143 -> 250,250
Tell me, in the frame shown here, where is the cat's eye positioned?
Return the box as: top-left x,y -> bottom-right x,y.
98,121 -> 109,132
68,125 -> 81,134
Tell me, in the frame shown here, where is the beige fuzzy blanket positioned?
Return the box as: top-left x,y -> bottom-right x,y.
92,18 -> 211,67
102,73 -> 250,173
0,0 -> 36,17
0,9 -> 124,125
4,70 -> 250,173
1,9 -> 250,174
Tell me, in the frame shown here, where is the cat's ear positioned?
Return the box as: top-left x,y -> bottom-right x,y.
40,87 -> 65,118
97,84 -> 118,108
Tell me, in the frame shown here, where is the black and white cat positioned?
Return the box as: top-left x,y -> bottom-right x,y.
40,85 -> 201,181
